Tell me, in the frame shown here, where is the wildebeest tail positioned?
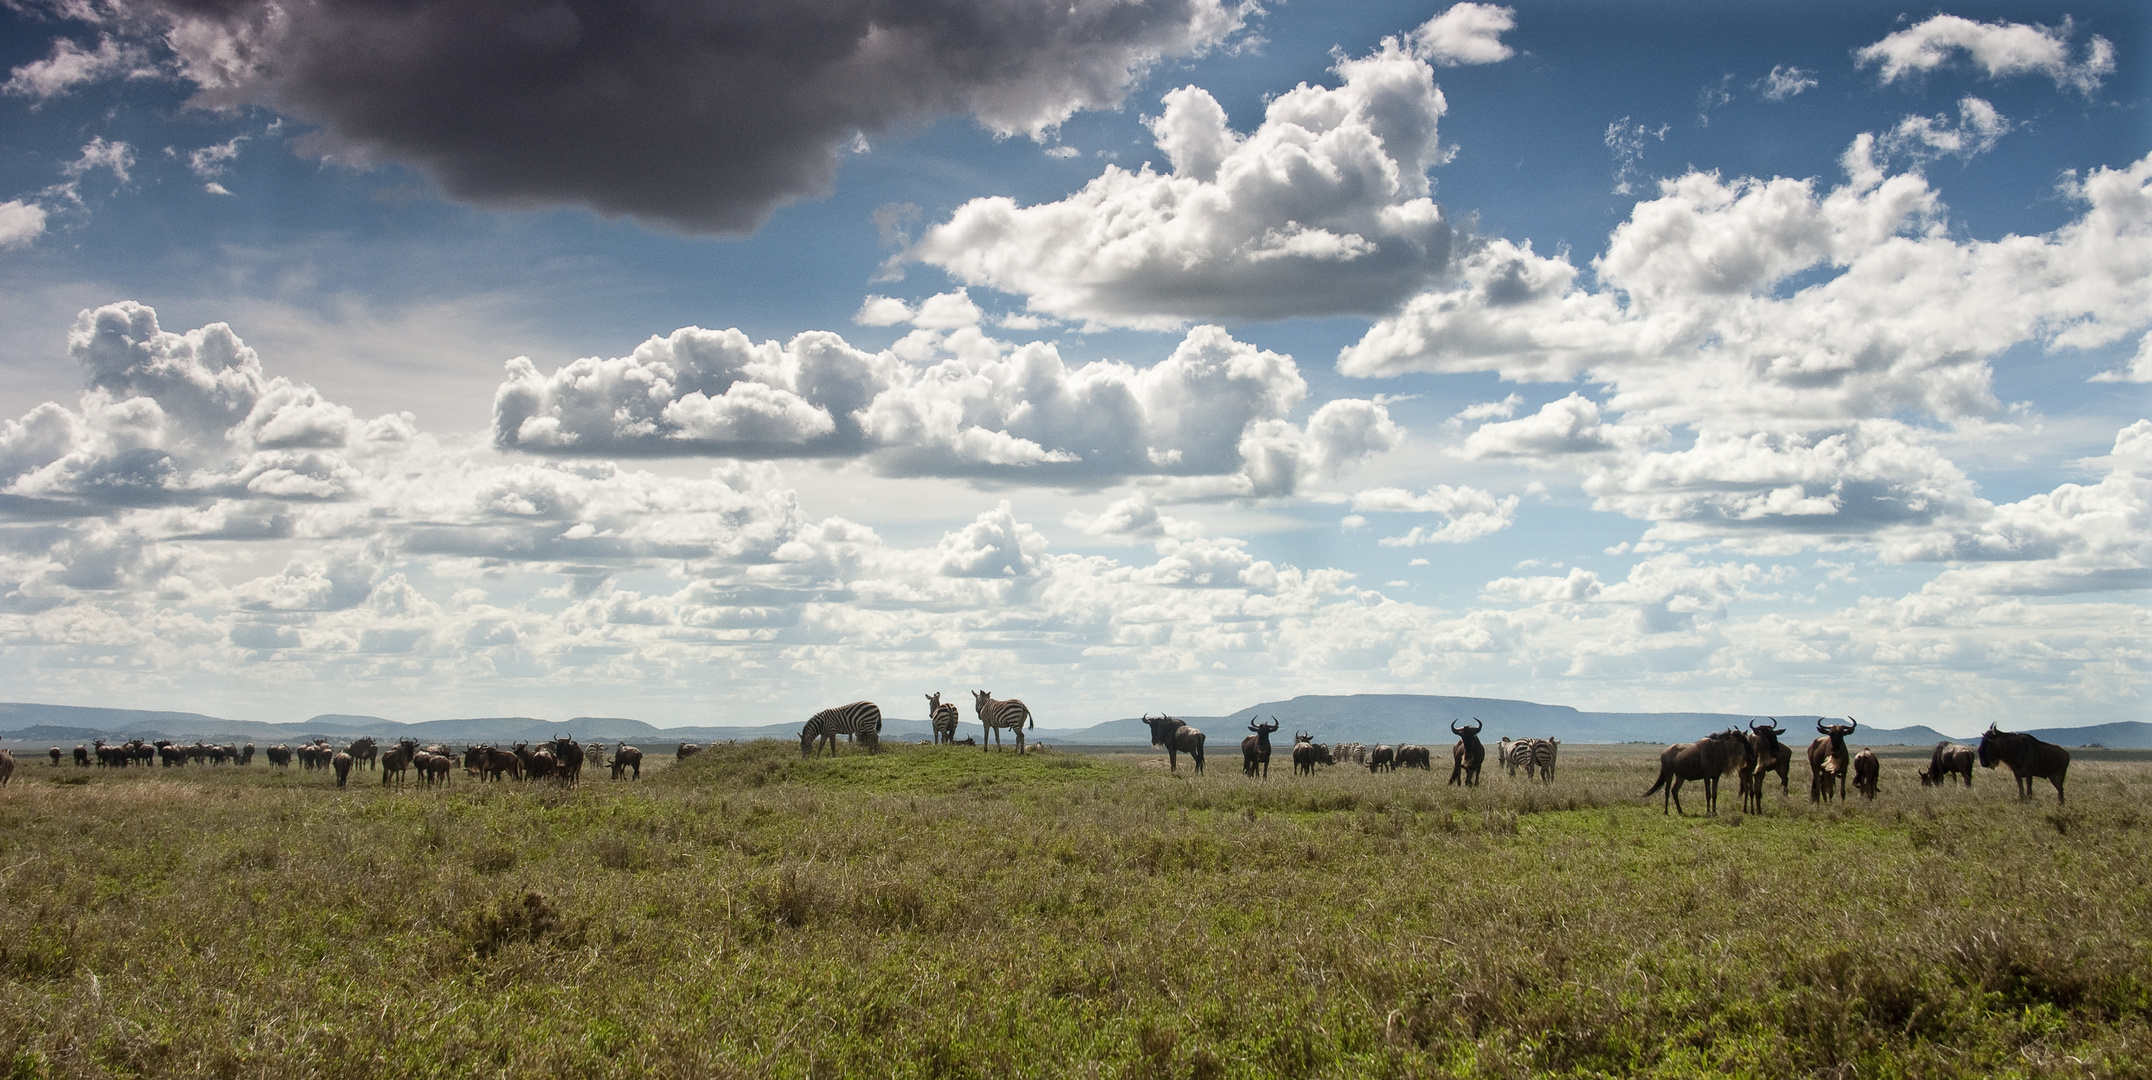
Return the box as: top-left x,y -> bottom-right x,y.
1643,765 -> 1673,798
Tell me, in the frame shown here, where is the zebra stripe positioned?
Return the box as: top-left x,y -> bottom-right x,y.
972,690 -> 1032,752
801,701 -> 883,757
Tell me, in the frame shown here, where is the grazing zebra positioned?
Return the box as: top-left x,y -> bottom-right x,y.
972,690 -> 1031,753
801,701 -> 884,758
925,692 -> 960,745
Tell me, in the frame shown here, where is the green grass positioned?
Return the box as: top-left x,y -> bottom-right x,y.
1,740 -> 2147,1078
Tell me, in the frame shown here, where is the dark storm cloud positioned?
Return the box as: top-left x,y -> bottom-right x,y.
125,0 -> 1246,233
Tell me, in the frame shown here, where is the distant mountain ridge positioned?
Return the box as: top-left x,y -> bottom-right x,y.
1,697 -> 2142,748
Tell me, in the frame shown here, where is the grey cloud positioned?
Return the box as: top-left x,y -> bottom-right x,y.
113,0 -> 1246,233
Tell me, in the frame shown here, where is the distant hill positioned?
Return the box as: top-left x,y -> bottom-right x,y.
2,698 -> 2140,748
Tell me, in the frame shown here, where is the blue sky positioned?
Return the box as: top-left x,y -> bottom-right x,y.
0,0 -> 2144,734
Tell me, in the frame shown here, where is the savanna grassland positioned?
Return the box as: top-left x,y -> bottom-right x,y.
0,740 -> 2147,1079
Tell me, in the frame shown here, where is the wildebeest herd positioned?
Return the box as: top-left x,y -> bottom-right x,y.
1642,718 -> 2073,815
8,700 -> 2081,816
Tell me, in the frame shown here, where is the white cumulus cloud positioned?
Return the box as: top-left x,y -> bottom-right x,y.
1857,14 -> 2114,95
1411,4 -> 1516,67
903,35 -> 1456,328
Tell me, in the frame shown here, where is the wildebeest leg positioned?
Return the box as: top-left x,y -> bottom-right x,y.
1670,777 -> 1686,816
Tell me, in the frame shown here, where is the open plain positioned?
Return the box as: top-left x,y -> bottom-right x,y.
0,740 -> 2146,1079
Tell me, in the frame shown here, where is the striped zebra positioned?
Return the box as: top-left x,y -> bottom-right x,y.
972,690 -> 1031,752
800,701 -> 883,758
925,692 -> 960,745
1526,737 -> 1558,782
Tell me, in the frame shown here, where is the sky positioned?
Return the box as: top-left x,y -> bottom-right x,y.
0,0 -> 2145,735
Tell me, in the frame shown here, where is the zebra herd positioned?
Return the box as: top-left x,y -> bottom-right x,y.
798,691 -> 1036,758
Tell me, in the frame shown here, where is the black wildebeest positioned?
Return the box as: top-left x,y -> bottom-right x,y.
1368,744 -> 1395,773
1919,742 -> 1976,787
1978,724 -> 2070,804
1644,728 -> 1752,816
1290,732 -> 1332,776
1852,748 -> 1880,800
1447,719 -> 1486,787
1395,744 -> 1433,770
1741,719 -> 1792,813
1808,717 -> 1857,803
1140,714 -> 1205,774
1242,717 -> 1280,778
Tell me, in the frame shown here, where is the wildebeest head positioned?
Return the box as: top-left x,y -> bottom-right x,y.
1249,717 -> 1280,736
1140,713 -> 1187,747
1816,717 -> 1856,742
1978,723 -> 2001,768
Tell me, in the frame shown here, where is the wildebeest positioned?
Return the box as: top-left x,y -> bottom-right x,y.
73,744 -> 89,767
675,743 -> 702,762
266,744 -> 292,769
1447,719 -> 1486,787
1919,742 -> 1976,787
469,745 -> 520,782
1978,724 -> 2070,804
1740,719 -> 1791,813
239,743 -> 255,766
1395,744 -> 1432,770
610,743 -> 643,780
1852,748 -> 1880,800
926,692 -> 960,745
1290,732 -> 1333,775
1140,713 -> 1205,774
346,737 -> 378,770
1808,717 -> 1857,804
551,736 -> 585,784
332,751 -> 353,788
1643,728 -> 1752,816
1242,717 -> 1280,778
48,747 -> 61,767
0,748 -> 13,786
381,739 -> 418,786
1368,744 -> 1395,773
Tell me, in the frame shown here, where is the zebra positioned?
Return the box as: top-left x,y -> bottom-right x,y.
925,692 -> 960,745
972,690 -> 1031,753
800,701 -> 883,758
1525,737 -> 1558,782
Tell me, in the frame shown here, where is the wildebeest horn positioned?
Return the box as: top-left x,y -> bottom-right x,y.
1844,716 -> 1856,732
1450,719 -> 1463,735
1816,718 -> 1830,734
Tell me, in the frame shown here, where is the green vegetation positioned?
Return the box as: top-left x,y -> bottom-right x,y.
1,741 -> 2147,1078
